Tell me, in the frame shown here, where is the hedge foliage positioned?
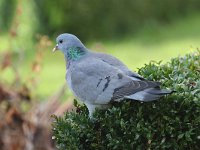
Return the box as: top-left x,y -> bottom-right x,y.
34,0 -> 200,40
52,51 -> 200,150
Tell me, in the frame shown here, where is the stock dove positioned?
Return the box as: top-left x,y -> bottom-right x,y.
53,33 -> 172,116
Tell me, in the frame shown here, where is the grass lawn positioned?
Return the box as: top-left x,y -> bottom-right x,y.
1,13 -> 200,98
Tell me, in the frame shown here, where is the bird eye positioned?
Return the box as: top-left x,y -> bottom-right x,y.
59,40 -> 63,44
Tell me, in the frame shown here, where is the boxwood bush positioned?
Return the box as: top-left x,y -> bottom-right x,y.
52,51 -> 200,150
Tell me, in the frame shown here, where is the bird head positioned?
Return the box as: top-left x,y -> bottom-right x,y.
53,33 -> 85,53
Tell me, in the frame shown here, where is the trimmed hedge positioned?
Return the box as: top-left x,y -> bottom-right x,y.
52,51 -> 200,149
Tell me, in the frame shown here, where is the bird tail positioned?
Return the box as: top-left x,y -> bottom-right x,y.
125,88 -> 173,102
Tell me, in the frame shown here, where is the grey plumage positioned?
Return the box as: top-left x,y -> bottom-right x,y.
53,33 -> 172,116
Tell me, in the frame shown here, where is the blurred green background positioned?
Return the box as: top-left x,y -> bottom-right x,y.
1,0 -> 200,98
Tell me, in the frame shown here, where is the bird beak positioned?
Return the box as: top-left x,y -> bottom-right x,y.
52,44 -> 59,52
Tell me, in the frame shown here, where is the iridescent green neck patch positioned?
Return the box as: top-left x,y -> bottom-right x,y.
66,47 -> 86,61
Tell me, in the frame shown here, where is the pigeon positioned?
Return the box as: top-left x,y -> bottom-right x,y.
53,33 -> 172,116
